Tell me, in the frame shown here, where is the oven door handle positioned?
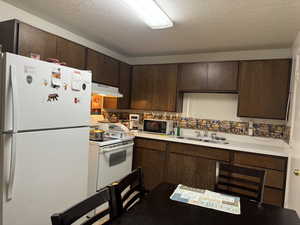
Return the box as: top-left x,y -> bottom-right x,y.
102,143 -> 134,154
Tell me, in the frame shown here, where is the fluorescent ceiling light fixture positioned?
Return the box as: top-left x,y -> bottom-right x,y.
122,0 -> 174,29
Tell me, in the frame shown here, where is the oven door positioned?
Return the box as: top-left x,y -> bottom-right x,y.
97,142 -> 133,190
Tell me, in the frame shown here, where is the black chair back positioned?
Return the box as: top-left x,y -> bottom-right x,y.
215,163 -> 266,204
51,187 -> 114,225
111,168 -> 147,216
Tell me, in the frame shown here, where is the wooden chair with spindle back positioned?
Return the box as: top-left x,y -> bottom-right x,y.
215,163 -> 266,204
51,187 -> 116,225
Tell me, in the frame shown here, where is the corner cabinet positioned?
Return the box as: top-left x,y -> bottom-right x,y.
86,48 -> 120,87
131,64 -> 180,112
86,48 -> 105,83
118,62 -> 132,109
102,56 -> 120,87
238,59 -> 291,119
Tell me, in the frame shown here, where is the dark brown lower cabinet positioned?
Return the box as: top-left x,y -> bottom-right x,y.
263,187 -> 284,207
232,152 -> 287,207
133,138 -> 288,207
166,153 -> 216,190
133,147 -> 166,190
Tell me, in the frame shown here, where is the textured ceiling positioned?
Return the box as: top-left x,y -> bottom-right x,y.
3,0 -> 300,56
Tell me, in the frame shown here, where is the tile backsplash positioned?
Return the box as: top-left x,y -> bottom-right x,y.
103,110 -> 288,140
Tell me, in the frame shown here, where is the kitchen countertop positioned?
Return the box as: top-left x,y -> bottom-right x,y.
133,131 -> 291,158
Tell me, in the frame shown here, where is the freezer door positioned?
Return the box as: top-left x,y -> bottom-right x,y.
0,127 -> 89,225
1,53 -> 91,132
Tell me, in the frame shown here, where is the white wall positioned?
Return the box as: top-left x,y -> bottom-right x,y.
0,0 -> 129,63
286,32 -> 300,210
183,93 -> 239,120
130,48 -> 292,65
182,93 -> 286,124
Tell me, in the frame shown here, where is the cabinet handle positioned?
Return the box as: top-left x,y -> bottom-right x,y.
294,169 -> 300,176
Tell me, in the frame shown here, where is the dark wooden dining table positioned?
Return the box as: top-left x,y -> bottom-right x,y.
110,183 -> 300,225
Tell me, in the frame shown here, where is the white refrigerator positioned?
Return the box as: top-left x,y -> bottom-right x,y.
0,53 -> 92,225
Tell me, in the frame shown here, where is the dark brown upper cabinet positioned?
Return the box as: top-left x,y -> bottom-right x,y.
56,37 -> 86,70
179,62 -> 238,93
238,59 -> 291,120
18,23 -> 57,60
178,63 -> 208,91
131,64 -> 179,112
131,65 -> 155,110
102,56 -> 120,87
86,48 -> 120,87
152,64 -> 178,111
0,20 -> 57,60
118,62 -> 132,109
0,20 -> 85,70
86,48 -> 105,83
0,20 -> 18,53
207,62 -> 238,92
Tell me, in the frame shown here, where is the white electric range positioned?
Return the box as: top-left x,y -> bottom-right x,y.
88,135 -> 134,196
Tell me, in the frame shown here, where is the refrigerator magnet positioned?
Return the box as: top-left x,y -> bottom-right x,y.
47,93 -> 59,102
43,79 -> 49,86
51,68 -> 62,88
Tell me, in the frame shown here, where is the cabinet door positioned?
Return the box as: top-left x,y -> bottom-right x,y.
152,64 -> 178,111
166,153 -> 216,190
131,65 -> 155,110
178,63 -> 208,91
56,37 -> 86,70
133,147 -> 165,190
238,60 -> 291,119
102,56 -> 120,87
118,63 -> 132,109
0,20 -> 18,53
18,23 -> 57,61
86,48 -> 104,83
207,62 -> 238,92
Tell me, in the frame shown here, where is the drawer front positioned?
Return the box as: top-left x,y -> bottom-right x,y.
263,187 -> 284,207
169,143 -> 230,161
234,164 -> 285,189
135,138 -> 167,151
234,152 -> 287,171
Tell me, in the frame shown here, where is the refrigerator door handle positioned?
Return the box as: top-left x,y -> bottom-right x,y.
7,133 -> 17,201
7,65 -> 18,201
10,65 -> 19,133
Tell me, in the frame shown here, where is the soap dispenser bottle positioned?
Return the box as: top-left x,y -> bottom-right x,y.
248,121 -> 254,136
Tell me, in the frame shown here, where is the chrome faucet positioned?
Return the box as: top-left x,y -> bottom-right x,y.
195,130 -> 201,138
211,133 -> 217,140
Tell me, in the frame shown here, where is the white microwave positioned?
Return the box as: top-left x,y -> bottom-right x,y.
143,119 -> 174,135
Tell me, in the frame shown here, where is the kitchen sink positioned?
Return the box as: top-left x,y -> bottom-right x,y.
176,136 -> 229,145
